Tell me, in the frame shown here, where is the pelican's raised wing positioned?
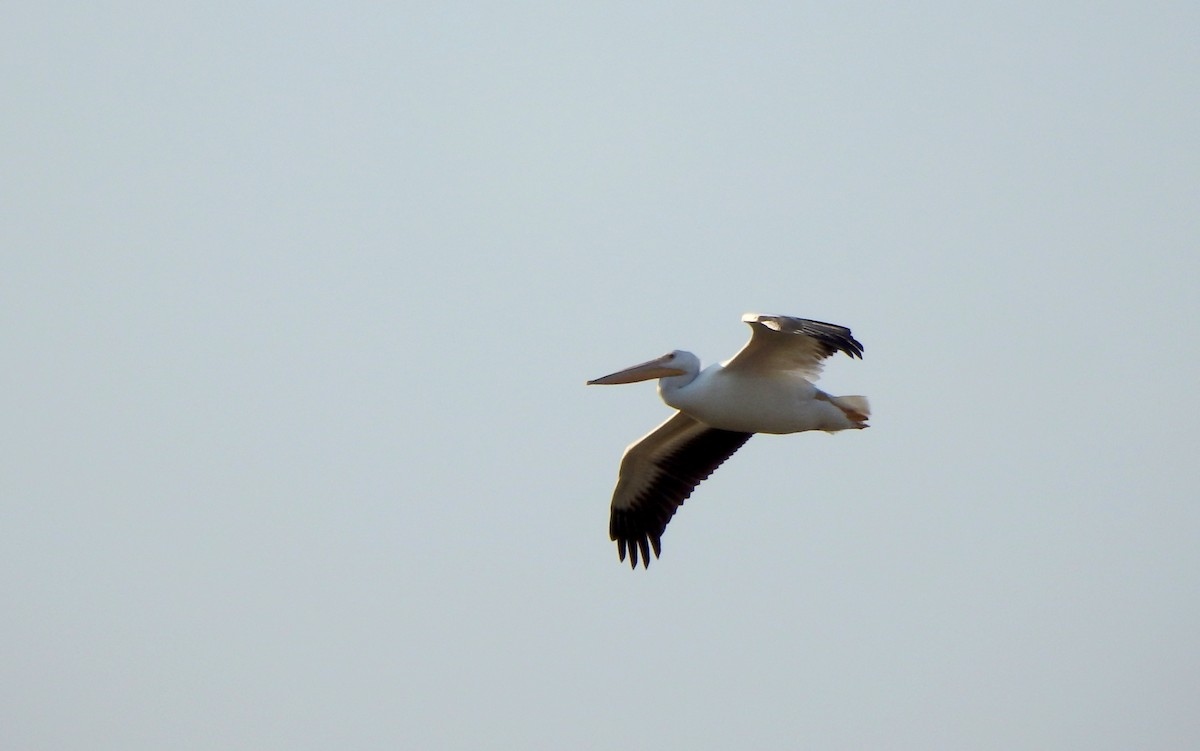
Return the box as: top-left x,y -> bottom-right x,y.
608,412 -> 753,569
721,314 -> 863,381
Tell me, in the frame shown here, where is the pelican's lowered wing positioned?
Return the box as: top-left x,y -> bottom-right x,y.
607,412 -> 753,569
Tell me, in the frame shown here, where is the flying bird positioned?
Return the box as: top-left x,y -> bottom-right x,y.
588,314 -> 869,568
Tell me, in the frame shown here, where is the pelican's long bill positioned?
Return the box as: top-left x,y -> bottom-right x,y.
586,354 -> 686,385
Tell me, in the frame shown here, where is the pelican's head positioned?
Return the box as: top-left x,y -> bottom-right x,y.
587,350 -> 697,385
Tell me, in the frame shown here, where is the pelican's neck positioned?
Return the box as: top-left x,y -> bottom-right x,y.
657,351 -> 702,406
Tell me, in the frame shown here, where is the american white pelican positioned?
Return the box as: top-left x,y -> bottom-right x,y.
588,314 -> 869,568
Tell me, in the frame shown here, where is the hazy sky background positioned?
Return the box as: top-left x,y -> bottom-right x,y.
4,3 -> 1198,749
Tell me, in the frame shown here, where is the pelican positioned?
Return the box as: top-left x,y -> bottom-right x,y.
588,314 -> 869,568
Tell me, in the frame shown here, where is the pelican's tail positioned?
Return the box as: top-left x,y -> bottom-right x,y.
831,395 -> 870,428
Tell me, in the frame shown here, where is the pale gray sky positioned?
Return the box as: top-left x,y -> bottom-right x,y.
4,3 -> 1198,749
